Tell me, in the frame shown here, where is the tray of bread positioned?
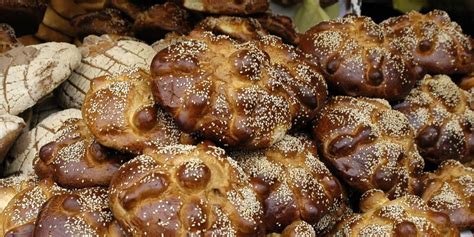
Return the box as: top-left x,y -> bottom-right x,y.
0,0 -> 473,236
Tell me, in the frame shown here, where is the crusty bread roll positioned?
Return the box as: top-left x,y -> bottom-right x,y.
71,8 -> 132,39
109,142 -> 265,236
382,10 -> 472,75
35,118 -> 128,188
422,160 -> 474,229
232,134 -> 350,234
178,0 -> 269,15
394,74 -> 474,165
328,189 -> 459,236
151,30 -> 327,149
299,15 -> 420,101
82,68 -> 191,154
0,23 -> 20,53
0,42 -> 81,116
0,114 -> 25,163
314,96 -> 425,198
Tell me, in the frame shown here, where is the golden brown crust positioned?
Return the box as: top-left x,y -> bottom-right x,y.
82,68 -> 191,155
299,15 -> 420,101
232,134 -> 350,234
196,16 -> 267,42
458,72 -> 474,91
382,10 -> 472,75
256,14 -> 300,45
150,30 -> 327,149
34,118 -> 128,188
314,96 -> 425,198
394,74 -> 474,165
0,175 -> 37,218
178,0 -> 269,15
109,143 -> 264,236
422,160 -> 474,229
71,8 -> 132,39
132,2 -> 191,43
328,190 -> 459,237
0,23 -> 20,53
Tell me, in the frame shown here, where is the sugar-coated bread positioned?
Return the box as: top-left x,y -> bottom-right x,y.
232,134 -> 350,234
151,30 -> 327,149
178,0 -> 269,15
82,68 -> 191,154
0,23 -> 20,53
0,114 -> 25,163
382,10 -> 472,75
328,189 -> 459,236
394,74 -> 474,164
71,8 -> 132,39
109,142 -> 265,236
422,160 -> 474,229
299,15 -> 420,101
314,96 -> 425,198
35,118 -> 128,188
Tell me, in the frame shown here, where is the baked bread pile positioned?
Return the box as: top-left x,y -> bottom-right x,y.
0,2 -> 473,236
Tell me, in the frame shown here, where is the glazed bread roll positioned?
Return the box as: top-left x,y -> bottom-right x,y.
328,189 -> 459,236
394,74 -> 474,164
299,15 -> 420,101
314,96 -> 425,198
82,68 -> 191,154
34,118 -> 128,188
109,143 -> 264,236
151,30 -> 327,149
232,134 -> 350,234
178,0 -> 269,15
422,160 -> 474,229
382,10 -> 472,75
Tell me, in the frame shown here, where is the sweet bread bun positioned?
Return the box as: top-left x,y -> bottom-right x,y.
0,178 -> 66,237
256,14 -> 299,45
178,0 -> 269,15
151,30 -> 327,149
299,15 -> 420,101
58,34 -> 155,109
34,187 -> 120,236
382,10 -> 472,75
109,142 -> 264,236
394,74 -> 474,164
328,189 -> 459,237
83,68 -> 190,154
232,134 -> 350,234
4,109 -> 82,176
421,160 -> 474,229
196,16 -> 267,42
133,2 -> 191,43
34,118 -> 128,188
71,8 -> 132,39
314,96 -> 425,198
0,42 -> 81,115
0,114 -> 25,163
0,23 -> 20,53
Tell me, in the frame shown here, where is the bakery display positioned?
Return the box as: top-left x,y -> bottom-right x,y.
151,30 -> 327,149
394,74 -> 474,165
232,134 -> 350,234
0,3 -> 473,236
314,96 -> 425,198
328,189 -> 459,236
421,160 -> 474,229
109,142 -> 264,235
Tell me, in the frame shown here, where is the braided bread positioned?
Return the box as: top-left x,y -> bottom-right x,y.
0,23 -> 20,53
109,143 -> 264,236
71,8 -> 132,39
83,68 -> 191,154
314,96 -> 425,198
299,15 -> 420,101
0,175 -> 37,217
394,74 -> 474,165
151,30 -> 327,149
178,0 -> 269,15
232,134 -> 350,234
196,16 -> 267,42
328,189 -> 459,236
422,160 -> 474,229
0,114 -> 25,163
34,187 -> 123,236
382,10 -> 472,75
267,221 -> 316,237
34,118 -> 128,188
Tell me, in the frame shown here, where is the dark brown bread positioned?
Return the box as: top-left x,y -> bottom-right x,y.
232,134 -> 350,234
256,14 -> 300,45
196,16 -> 267,42
382,10 -> 472,75
71,8 -> 132,39
314,96 -> 425,198
422,160 -> 474,229
328,189 -> 459,236
150,30 -> 327,149
35,118 -> 128,188
394,74 -> 474,165
178,0 -> 269,15
82,68 -> 192,155
109,142 -> 265,236
299,15 -> 420,101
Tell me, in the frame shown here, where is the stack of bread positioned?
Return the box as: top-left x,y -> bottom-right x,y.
0,0 -> 473,236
